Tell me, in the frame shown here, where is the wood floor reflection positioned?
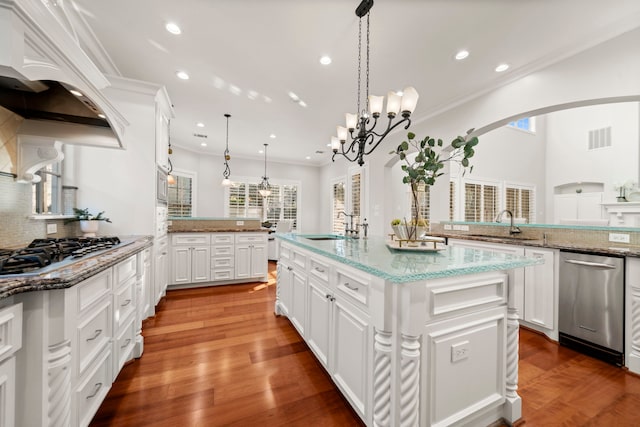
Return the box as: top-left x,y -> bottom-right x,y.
91,262 -> 640,426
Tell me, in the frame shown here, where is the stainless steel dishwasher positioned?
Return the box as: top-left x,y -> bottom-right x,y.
558,251 -> 625,366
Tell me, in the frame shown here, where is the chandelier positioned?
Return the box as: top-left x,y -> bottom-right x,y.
258,143 -> 271,197
221,113 -> 232,186
332,0 -> 419,166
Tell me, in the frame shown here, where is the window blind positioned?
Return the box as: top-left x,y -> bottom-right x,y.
332,181 -> 346,233
351,172 -> 361,226
168,174 -> 193,217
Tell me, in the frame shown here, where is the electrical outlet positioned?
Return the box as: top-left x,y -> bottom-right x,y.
444,224 -> 452,231
236,220 -> 245,226
609,233 -> 630,243
451,341 -> 470,363
46,223 -> 57,234
452,224 -> 470,231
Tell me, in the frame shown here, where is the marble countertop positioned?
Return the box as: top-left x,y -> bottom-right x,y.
0,235 -> 153,300
435,233 -> 640,257
276,234 -> 542,283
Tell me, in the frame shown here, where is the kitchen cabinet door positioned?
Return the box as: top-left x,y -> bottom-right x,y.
191,246 -> 211,283
277,260 -> 293,316
171,246 -> 192,285
524,247 -> 556,330
290,269 -> 307,336
250,243 -> 267,278
330,297 -> 370,419
306,279 -> 331,367
235,245 -> 252,279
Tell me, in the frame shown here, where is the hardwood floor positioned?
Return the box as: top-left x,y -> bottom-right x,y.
92,262 -> 640,426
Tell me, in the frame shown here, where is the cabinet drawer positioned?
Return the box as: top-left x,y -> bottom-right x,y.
77,270 -> 112,315
291,249 -> 307,270
172,234 -> 211,246
212,270 -> 234,281
235,234 -> 266,244
336,268 -> 370,308
77,299 -> 112,378
309,258 -> 329,283
115,255 -> 137,284
212,245 -> 234,256
114,276 -> 136,331
114,316 -> 136,373
76,349 -> 112,427
212,234 -> 234,245
0,302 -> 22,362
280,243 -> 291,260
213,257 -> 234,269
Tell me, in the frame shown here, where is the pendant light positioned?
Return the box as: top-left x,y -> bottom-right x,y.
167,121 -> 176,185
221,113 -> 232,186
331,0 -> 419,166
258,143 -> 271,197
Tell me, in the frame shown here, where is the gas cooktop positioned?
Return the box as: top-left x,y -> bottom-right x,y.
0,236 -> 127,276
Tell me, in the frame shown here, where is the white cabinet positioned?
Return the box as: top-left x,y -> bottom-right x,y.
306,278 -> 332,366
524,247 -> 556,330
235,233 -> 267,280
0,300 -> 22,427
155,88 -> 173,171
171,234 -> 211,285
211,233 -> 235,282
113,255 -> 138,375
154,236 -> 169,306
553,192 -> 604,224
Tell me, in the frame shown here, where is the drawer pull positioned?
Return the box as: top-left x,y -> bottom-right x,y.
86,329 -> 103,342
314,267 -> 325,273
86,382 -> 103,399
344,282 -> 359,292
287,266 -> 293,271
121,299 -> 132,307
121,338 -> 132,349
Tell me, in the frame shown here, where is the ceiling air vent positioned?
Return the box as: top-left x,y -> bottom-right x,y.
588,126 -> 611,150
193,133 -> 208,138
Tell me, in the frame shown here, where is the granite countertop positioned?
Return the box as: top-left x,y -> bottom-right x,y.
0,235 -> 153,300
168,228 -> 270,233
276,234 -> 542,283
434,233 -> 640,257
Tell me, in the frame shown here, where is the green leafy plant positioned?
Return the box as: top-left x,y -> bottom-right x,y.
390,130 -> 479,239
65,208 -> 112,224
390,218 -> 402,226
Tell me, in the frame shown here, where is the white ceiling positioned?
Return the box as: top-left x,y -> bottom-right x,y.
72,0 -> 640,166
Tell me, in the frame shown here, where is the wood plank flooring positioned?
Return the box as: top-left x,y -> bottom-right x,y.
91,262 -> 640,426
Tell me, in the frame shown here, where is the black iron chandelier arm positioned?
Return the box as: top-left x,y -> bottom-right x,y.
363,117 -> 413,156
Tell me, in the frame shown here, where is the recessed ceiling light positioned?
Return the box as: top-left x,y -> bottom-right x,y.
305,156 -> 311,160
97,113 -> 106,119
269,134 -> 276,139
259,150 -> 264,154
69,89 -> 83,97
165,22 -> 181,35
319,55 -> 332,65
288,91 -> 299,102
495,63 -> 510,72
455,50 -> 469,60
298,101 -> 307,108
200,142 -> 207,147
196,122 -> 204,128
176,70 -> 190,80
326,143 -> 332,147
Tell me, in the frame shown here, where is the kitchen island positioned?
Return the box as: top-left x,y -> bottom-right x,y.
275,234 -> 541,427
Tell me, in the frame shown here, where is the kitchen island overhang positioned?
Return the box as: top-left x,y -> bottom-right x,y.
274,234 -> 541,427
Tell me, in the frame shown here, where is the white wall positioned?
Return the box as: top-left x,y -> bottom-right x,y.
71,78 -> 159,236
172,146 -> 323,233
318,26 -> 640,236
545,102 -> 640,215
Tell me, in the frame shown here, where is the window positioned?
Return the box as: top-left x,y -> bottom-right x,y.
332,180 -> 346,234
464,181 -> 498,222
32,162 -> 62,214
410,183 -> 430,222
227,179 -> 299,229
507,117 -> 536,133
505,185 -> 535,223
449,181 -> 456,221
351,171 -> 361,226
168,172 -> 194,217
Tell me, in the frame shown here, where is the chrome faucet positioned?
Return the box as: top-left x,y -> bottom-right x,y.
494,209 -> 521,235
360,218 -> 369,239
338,211 -> 359,238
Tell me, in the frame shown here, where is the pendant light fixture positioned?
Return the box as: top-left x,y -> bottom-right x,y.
221,113 -> 232,186
331,0 -> 419,166
167,121 -> 176,185
258,143 -> 271,197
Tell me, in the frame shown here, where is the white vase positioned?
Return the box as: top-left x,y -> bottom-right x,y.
79,220 -> 100,237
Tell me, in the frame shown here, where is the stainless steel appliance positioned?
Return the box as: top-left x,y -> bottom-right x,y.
559,251 -> 625,366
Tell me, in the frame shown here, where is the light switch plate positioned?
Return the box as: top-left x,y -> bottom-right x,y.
444,224 -> 452,230
236,220 -> 245,226
609,233 -> 630,243
46,223 -> 57,234
452,224 -> 469,231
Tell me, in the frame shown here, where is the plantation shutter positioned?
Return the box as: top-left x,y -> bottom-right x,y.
168,175 -> 193,217
332,181 -> 346,234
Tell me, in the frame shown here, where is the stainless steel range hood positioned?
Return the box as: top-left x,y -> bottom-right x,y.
0,77 -> 111,128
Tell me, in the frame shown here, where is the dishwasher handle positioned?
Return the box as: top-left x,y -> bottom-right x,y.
564,259 -> 617,269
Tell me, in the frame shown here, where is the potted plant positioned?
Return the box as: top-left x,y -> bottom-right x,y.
65,208 -> 112,237
390,130 -> 478,240
390,218 -> 407,240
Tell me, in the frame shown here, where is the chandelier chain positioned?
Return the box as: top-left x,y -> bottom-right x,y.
357,16 -> 362,118
366,12 -> 370,113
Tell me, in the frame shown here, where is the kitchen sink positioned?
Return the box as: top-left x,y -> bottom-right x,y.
302,235 -> 347,241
